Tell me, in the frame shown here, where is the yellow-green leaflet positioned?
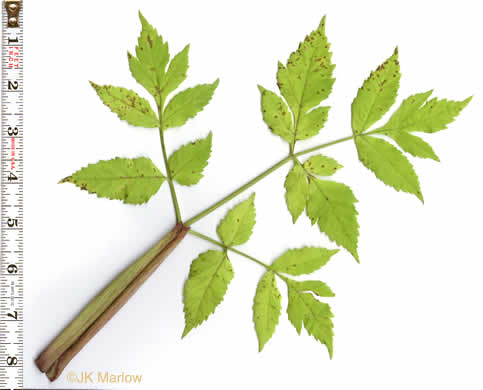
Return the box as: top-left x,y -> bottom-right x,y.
351,48 -> 400,134
297,107 -> 330,140
161,45 -> 189,99
59,157 -> 165,205
258,86 -> 294,144
356,136 -> 423,201
306,178 -> 359,261
277,16 -> 335,122
253,271 -> 282,351
217,194 -> 256,247
386,131 -> 439,161
286,286 -> 334,356
90,83 -> 159,128
377,91 -> 472,134
284,162 -> 308,223
128,12 -> 170,103
303,154 -> 342,176
291,280 -> 335,298
182,250 -> 234,337
162,80 -> 219,130
168,132 -> 212,186
271,247 -> 338,276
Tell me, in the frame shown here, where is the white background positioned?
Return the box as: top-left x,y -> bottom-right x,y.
21,0 -> 482,388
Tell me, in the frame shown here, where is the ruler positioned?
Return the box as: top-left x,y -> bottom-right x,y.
0,1 -> 23,389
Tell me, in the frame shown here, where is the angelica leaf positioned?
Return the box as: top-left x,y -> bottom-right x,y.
297,106 -> 329,140
253,271 -> 282,351
258,86 -> 294,144
303,155 -> 342,176
386,131 -> 439,161
291,280 -> 335,298
90,83 -> 159,128
306,178 -> 359,261
128,12 -> 170,101
276,16 -> 335,121
162,80 -> 219,130
160,44 -> 189,99
377,91 -> 472,134
284,162 -> 308,223
168,132 -> 212,186
59,157 -> 165,205
271,247 -> 338,276
217,194 -> 256,247
182,250 -> 234,337
355,136 -> 423,201
351,48 -> 400,134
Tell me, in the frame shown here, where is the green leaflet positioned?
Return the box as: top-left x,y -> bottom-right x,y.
351,48 -> 400,134
128,12 -> 170,102
276,16 -> 335,120
286,287 -> 334,356
291,280 -> 335,298
253,271 -> 282,351
355,136 -> 423,201
377,91 -> 472,134
182,250 -> 234,337
90,83 -> 159,128
386,131 -> 439,161
217,194 -> 256,247
161,45 -> 189,99
168,132 -> 212,186
297,107 -> 329,140
303,154 -> 342,176
284,162 -> 308,223
271,247 -> 338,276
59,157 -> 165,205
258,86 -> 294,144
162,80 -> 219,130
306,177 -> 359,261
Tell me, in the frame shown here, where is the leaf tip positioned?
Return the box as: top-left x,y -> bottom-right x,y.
58,176 -> 71,184
393,46 -> 399,57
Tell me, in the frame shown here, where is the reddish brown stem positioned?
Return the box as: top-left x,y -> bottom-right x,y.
35,223 -> 189,382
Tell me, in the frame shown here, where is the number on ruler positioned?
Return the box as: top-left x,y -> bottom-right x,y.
6,356 -> 18,366
8,80 -> 18,90
7,311 -> 18,320
8,126 -> 18,136
7,171 -> 17,181
7,264 -> 18,273
7,218 -> 18,227
8,37 -> 18,44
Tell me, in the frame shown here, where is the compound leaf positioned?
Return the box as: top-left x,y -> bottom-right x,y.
217,194 -> 256,247
303,154 -> 342,176
378,91 -> 472,134
276,16 -> 335,121
271,247 -> 338,276
128,12 -> 170,102
162,80 -> 219,130
355,136 -> 423,201
90,83 -> 159,128
168,132 -> 212,186
386,131 -> 439,161
59,157 -> 165,205
284,162 -> 308,223
306,178 -> 359,261
351,48 -> 400,134
182,250 -> 234,337
253,271 -> 282,351
258,86 -> 294,144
